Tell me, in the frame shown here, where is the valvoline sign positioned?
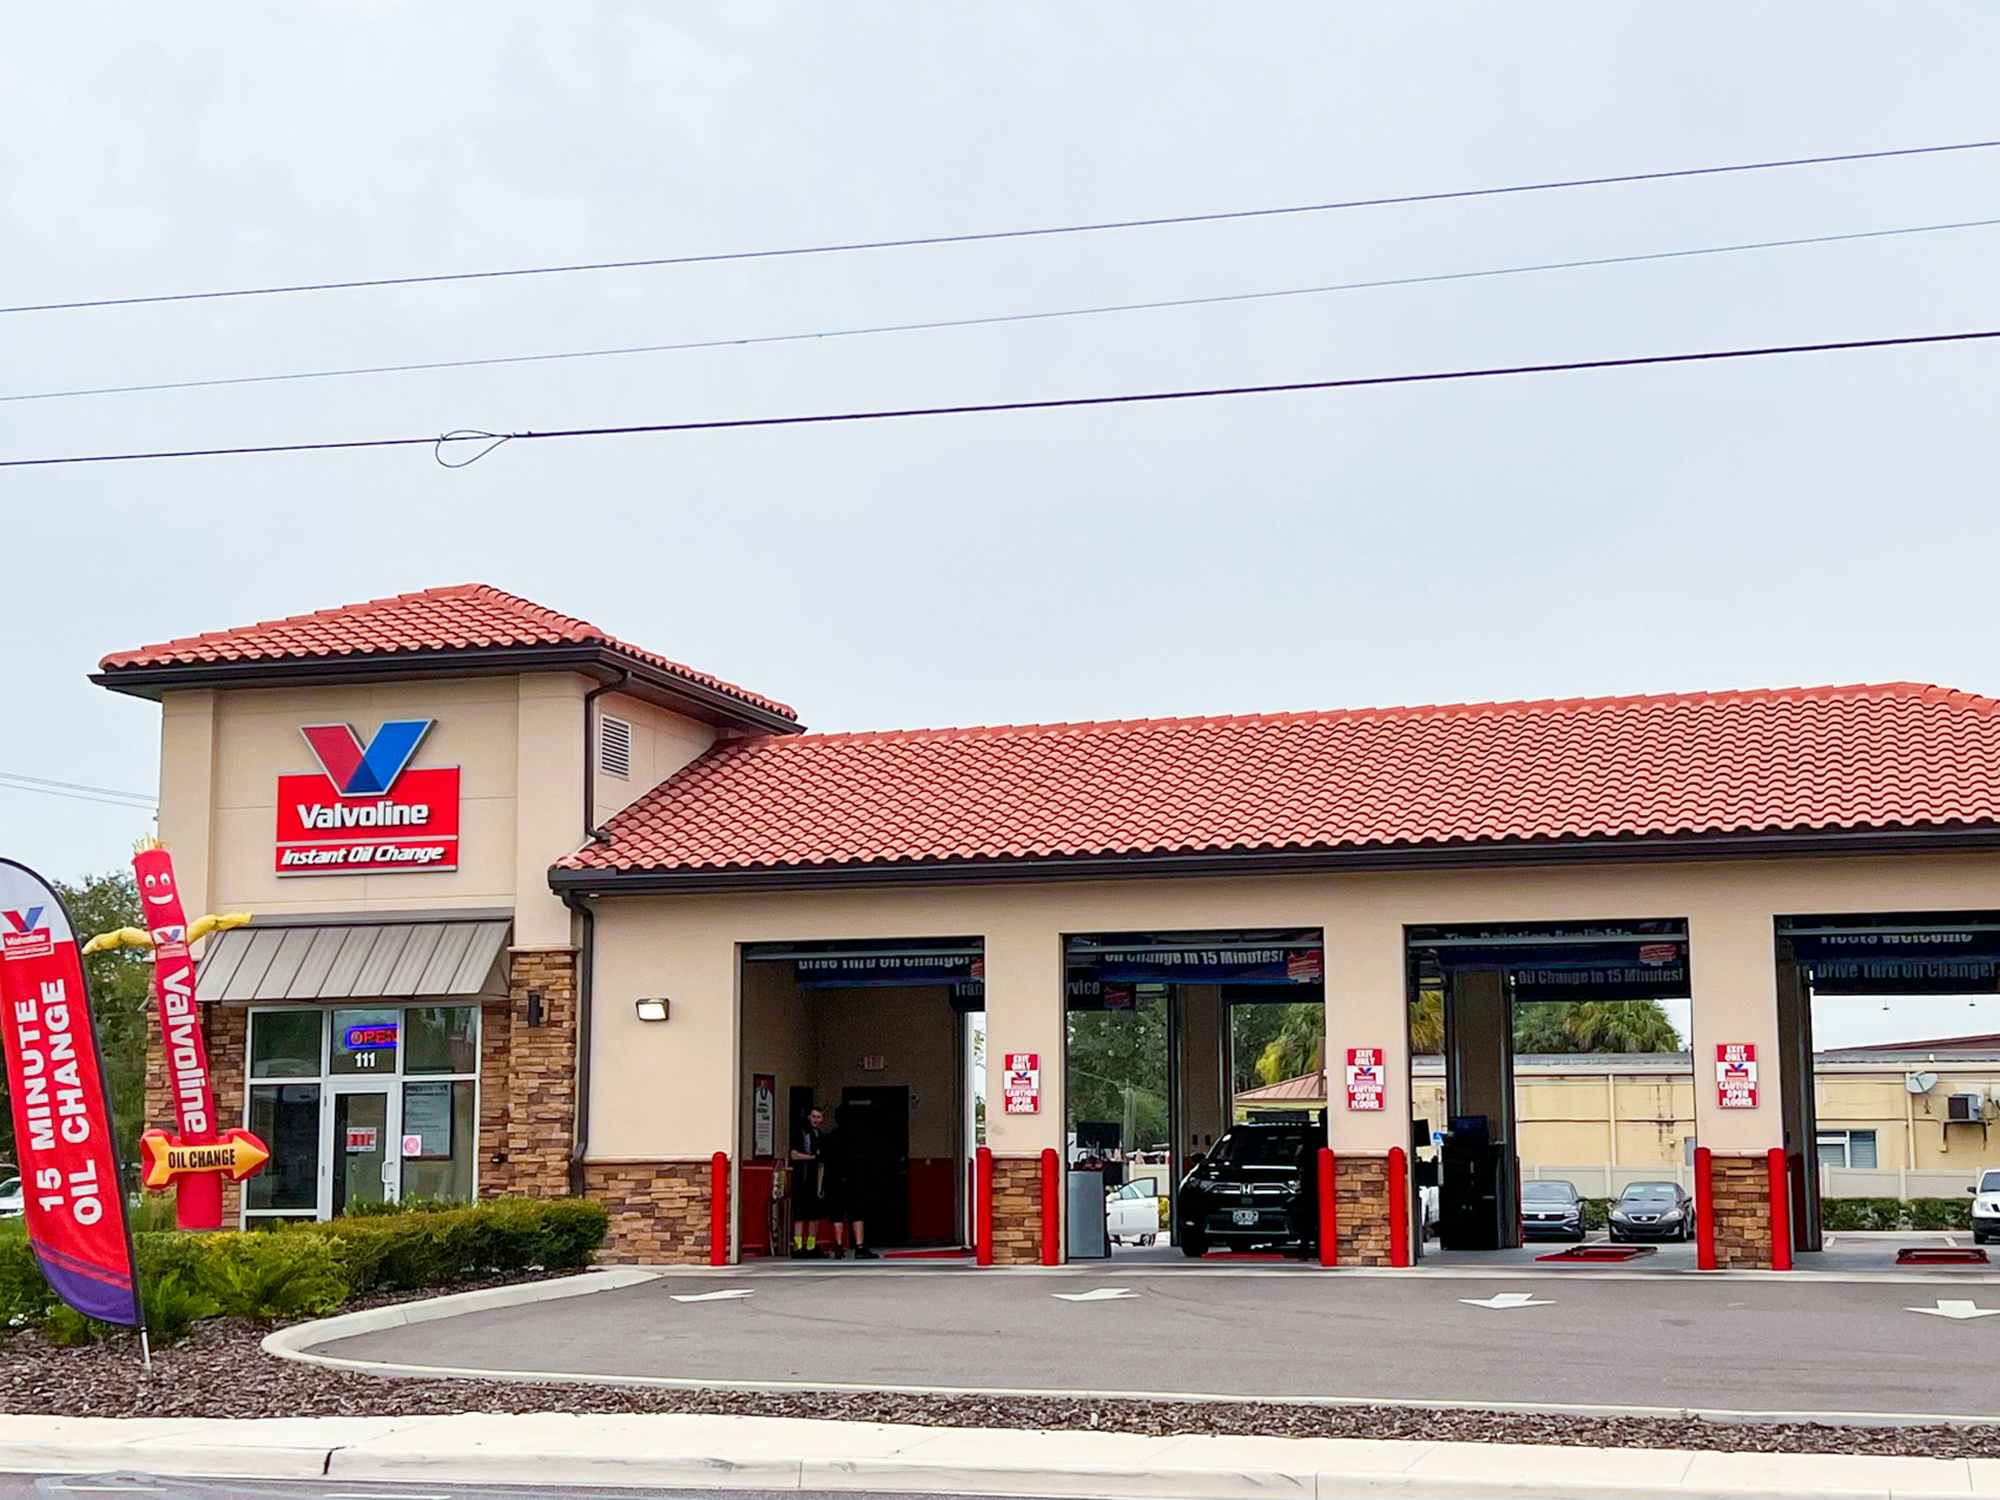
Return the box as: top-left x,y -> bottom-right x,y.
275,719 -> 460,875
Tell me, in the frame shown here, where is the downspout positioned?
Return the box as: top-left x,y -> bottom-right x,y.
567,670 -> 629,1195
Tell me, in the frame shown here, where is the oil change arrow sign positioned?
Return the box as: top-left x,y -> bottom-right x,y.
671,1288 -> 754,1303
1460,1292 -> 1553,1309
1908,1300 -> 2000,1320
1054,1287 -> 1137,1302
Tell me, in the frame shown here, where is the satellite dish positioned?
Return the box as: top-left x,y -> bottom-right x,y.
1907,1072 -> 1940,1095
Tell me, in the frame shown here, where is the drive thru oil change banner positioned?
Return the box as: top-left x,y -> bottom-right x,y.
0,859 -> 142,1326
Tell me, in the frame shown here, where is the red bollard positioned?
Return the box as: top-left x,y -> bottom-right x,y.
1694,1146 -> 1717,1270
975,1146 -> 995,1266
1318,1147 -> 1337,1267
1767,1146 -> 1792,1272
1040,1147 -> 1061,1266
709,1151 -> 730,1267
1387,1147 -> 1410,1267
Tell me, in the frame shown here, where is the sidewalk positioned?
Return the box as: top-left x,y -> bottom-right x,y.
1,1411 -> 1996,1500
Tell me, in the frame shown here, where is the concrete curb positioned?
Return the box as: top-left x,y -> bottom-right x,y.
0,1412 -> 1992,1500
260,1266 -> 659,1365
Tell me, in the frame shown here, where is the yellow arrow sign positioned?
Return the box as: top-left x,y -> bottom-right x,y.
140,1129 -> 270,1189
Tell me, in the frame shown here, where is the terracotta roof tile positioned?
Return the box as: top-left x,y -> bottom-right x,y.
557,682 -> 2000,875
99,583 -> 795,721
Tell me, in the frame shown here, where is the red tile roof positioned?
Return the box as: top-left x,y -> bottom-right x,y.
98,584 -> 796,721
557,682 -> 2000,878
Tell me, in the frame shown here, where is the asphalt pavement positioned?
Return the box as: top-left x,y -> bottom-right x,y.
314,1263 -> 2000,1420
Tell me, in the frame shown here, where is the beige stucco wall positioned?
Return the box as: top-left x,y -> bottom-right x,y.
591,690 -> 719,830
155,672 -> 716,950
584,850 -> 2000,1177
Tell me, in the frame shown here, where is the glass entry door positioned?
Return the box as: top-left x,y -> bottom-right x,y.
327,1082 -> 401,1216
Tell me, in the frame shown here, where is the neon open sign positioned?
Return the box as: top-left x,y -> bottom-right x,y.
344,1023 -> 398,1051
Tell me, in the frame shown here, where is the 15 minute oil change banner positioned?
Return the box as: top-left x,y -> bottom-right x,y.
0,859 -> 141,1326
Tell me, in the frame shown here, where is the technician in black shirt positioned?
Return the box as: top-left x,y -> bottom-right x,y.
790,1106 -> 826,1256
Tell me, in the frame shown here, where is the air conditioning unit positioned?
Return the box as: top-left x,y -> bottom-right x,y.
1947,1092 -> 1986,1123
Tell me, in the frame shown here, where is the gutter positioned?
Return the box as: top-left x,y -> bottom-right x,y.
565,668 -> 628,1195
564,889 -> 597,1196
547,823 -> 2000,897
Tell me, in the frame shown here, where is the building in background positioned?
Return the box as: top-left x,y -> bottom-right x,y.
1238,1037 -> 2000,1200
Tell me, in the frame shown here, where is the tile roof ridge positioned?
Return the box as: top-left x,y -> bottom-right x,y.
711,680 -> 1992,750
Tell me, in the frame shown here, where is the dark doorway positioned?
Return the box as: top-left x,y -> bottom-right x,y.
840,1085 -> 911,1246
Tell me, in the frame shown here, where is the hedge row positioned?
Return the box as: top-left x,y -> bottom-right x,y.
1821,1196 -> 1972,1232
0,1196 -> 607,1345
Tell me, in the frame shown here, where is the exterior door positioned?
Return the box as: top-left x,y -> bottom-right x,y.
840,1085 -> 910,1245
326,1080 -> 401,1217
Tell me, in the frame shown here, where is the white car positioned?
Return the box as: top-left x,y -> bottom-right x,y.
1106,1181 -> 1161,1245
1972,1169 -> 2000,1244
0,1176 -> 21,1218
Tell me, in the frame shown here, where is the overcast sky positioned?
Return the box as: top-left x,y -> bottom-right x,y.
5,5 -> 1996,1045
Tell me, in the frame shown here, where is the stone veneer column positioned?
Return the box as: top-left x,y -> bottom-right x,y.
583,1161 -> 715,1263
1333,1154 -> 1392,1265
989,1155 -> 1047,1265
1708,1152 -> 1776,1269
505,947 -> 578,1196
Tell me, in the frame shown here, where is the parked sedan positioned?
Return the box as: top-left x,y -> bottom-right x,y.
1177,1120 -> 1318,1257
0,1175 -> 20,1219
1521,1179 -> 1586,1241
1608,1180 -> 1694,1242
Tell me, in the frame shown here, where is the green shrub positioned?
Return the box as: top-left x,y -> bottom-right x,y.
40,1304 -> 99,1348
0,1230 -> 57,1333
1907,1196 -> 1973,1231
299,1197 -> 608,1293
1822,1197 -> 1911,1232
140,1271 -> 219,1341
1581,1198 -> 1611,1231
201,1233 -> 349,1321
1,1196 -> 605,1342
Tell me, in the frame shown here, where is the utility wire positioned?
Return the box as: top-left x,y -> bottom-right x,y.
3,327 -> 1993,471
6,138 -> 1997,316
9,215 -> 1995,406
0,771 -> 158,810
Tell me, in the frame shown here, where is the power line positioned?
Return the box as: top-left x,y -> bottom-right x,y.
7,138 -> 1998,317
0,771 -> 158,810
10,215 -> 1995,407
3,326 -> 1993,471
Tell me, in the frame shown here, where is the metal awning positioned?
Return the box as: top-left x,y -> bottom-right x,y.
196,916 -> 511,1004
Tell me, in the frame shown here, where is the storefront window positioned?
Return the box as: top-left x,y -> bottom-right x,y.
249,1009 -> 323,1078
247,1083 -> 321,1212
404,1006 -> 479,1075
400,1079 -> 476,1202
245,1002 -> 480,1223
330,1007 -> 400,1074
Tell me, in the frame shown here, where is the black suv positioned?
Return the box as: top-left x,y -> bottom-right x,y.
1176,1119 -> 1319,1256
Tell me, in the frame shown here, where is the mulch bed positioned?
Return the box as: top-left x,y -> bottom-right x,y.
1,1278 -> 1995,1460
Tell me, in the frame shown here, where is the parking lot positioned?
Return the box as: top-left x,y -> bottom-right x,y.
312,1262 -> 2000,1421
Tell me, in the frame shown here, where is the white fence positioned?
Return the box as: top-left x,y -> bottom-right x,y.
1821,1166 -> 1979,1200
1521,1162 -> 1983,1201
1521,1163 -> 1692,1197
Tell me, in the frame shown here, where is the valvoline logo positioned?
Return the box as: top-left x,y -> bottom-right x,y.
300,720 -> 433,798
277,719 -> 460,877
2,907 -> 55,960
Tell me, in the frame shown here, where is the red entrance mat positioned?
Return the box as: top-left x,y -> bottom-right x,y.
1535,1243 -> 1657,1263
1896,1246 -> 1991,1265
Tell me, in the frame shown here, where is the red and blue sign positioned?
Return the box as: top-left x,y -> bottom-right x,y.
344,1023 -> 399,1051
276,719 -> 460,876
0,860 -> 141,1327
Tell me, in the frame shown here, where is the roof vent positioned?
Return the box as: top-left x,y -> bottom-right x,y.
599,714 -> 632,780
